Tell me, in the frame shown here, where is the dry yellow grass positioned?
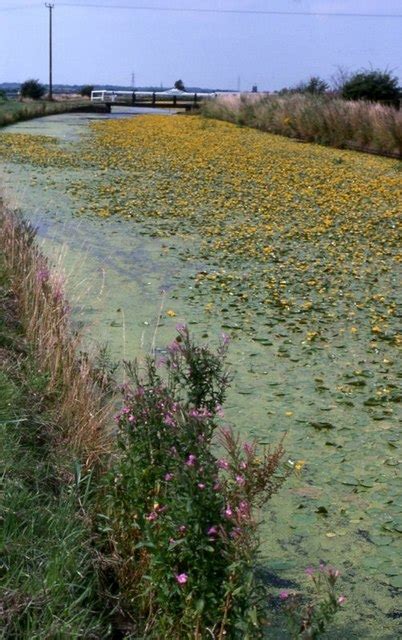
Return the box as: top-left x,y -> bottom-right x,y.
0,204 -> 112,467
203,94 -> 402,157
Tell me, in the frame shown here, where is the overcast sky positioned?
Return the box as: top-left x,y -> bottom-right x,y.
1,0 -> 401,90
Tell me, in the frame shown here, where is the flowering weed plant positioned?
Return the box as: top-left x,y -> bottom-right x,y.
282,564 -> 346,639
99,326 -> 288,638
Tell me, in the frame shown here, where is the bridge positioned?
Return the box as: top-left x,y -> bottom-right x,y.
91,89 -> 216,112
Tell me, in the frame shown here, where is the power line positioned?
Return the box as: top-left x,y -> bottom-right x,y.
54,3 -> 402,19
0,5 -> 39,10
1,2 -> 401,18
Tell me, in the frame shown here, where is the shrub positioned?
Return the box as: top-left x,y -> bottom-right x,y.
174,79 -> 186,91
20,78 -> 46,100
80,84 -> 94,98
297,76 -> 329,95
100,325 -> 288,638
0,89 -> 8,102
341,69 -> 400,105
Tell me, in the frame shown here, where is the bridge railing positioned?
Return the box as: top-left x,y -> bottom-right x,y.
91,90 -> 216,106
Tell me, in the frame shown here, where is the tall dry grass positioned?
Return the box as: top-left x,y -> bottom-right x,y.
202,94 -> 402,158
0,204 -> 111,467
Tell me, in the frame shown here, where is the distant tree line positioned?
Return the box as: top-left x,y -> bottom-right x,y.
7,69 -> 401,107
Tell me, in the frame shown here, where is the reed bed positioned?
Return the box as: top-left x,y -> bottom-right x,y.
202,94 -> 402,158
0,204 -> 111,467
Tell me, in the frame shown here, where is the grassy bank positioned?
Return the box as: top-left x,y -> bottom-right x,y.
0,255 -> 110,637
0,99 -> 88,128
0,207 -> 111,466
202,94 -> 402,158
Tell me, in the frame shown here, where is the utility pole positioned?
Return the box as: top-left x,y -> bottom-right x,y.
45,3 -> 54,100
131,72 -> 135,89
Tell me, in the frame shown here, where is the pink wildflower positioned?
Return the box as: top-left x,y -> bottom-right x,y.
279,591 -> 289,600
175,572 -> 188,585
215,403 -> 225,417
189,407 -> 212,419
237,500 -> 250,519
37,267 -> 50,283
243,442 -> 253,455
164,473 -> 174,481
163,414 -> 176,427
338,595 -> 346,605
197,483 -> 205,490
146,511 -> 158,521
168,340 -> 181,353
207,526 -> 218,537
217,458 -> 229,470
224,505 -> 233,518
305,566 -> 315,576
186,454 -> 197,466
236,475 -> 245,486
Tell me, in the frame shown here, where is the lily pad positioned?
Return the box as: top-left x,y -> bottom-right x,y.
309,421 -> 336,430
341,477 -> 359,486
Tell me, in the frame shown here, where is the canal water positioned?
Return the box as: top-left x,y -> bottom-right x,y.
0,109 -> 400,639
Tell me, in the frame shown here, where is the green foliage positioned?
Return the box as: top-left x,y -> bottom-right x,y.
174,79 -> 186,91
341,69 -> 400,104
278,76 -> 328,96
300,76 -> 329,95
0,89 -> 8,102
80,84 -> 94,98
100,326 -> 287,638
283,565 -> 345,639
20,79 -> 46,100
0,268 -> 109,638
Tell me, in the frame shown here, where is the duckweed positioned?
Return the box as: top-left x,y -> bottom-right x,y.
0,114 -> 401,638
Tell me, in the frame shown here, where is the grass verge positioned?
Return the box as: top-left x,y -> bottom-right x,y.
0,99 -> 89,128
0,259 -> 110,639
